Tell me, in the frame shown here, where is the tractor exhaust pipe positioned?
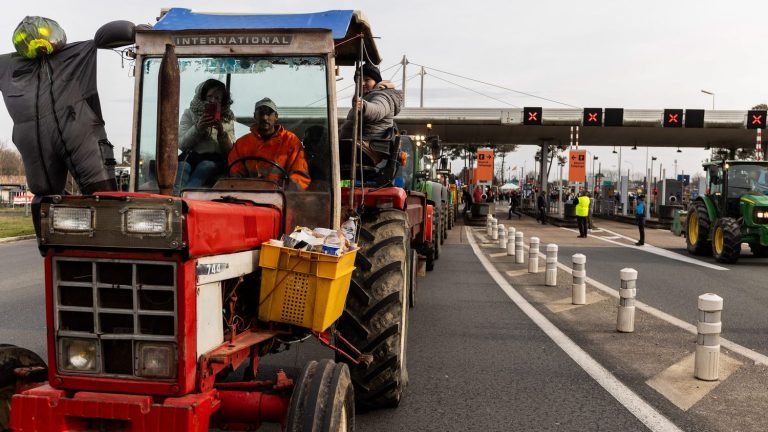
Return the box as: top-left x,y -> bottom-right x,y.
156,43 -> 180,196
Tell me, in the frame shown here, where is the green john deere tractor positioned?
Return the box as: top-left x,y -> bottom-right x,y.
686,160 -> 768,263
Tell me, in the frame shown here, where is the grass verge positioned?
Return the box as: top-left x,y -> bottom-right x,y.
0,208 -> 35,238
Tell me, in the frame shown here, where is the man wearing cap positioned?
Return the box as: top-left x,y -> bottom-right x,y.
228,98 -> 310,190
340,62 -> 403,140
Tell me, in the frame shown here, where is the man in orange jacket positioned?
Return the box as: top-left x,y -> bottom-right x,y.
228,98 -> 310,190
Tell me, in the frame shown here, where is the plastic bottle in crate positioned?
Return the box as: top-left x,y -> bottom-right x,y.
322,232 -> 342,256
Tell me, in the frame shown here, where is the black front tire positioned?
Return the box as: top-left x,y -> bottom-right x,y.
286,359 -> 355,432
338,210 -> 409,409
0,345 -> 46,430
712,217 -> 741,263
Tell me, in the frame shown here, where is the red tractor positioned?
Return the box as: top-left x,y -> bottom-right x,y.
1,9 -> 415,430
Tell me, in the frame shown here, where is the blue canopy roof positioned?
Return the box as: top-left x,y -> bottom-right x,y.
154,8 -> 355,39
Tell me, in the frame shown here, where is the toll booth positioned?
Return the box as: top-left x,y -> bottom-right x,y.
655,179 -> 684,221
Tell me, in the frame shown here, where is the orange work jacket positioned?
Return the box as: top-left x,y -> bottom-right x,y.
228,125 -> 310,189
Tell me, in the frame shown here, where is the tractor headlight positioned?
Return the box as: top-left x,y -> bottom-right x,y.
60,338 -> 98,372
52,207 -> 93,232
125,208 -> 168,235
137,342 -> 176,378
754,209 -> 768,222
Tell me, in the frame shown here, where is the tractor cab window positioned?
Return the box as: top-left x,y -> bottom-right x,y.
727,164 -> 768,198
135,56 -> 331,193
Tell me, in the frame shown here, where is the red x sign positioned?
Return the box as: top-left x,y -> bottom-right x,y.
668,113 -> 679,123
528,112 -> 538,121
588,113 -> 598,122
753,114 -> 763,125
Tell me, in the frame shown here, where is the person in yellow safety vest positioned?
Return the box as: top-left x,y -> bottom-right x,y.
575,191 -> 590,238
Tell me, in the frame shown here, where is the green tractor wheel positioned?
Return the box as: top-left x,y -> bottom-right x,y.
686,201 -> 712,256
712,217 -> 741,263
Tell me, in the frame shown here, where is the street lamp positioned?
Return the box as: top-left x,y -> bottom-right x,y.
701,89 -> 715,110
592,155 -> 598,192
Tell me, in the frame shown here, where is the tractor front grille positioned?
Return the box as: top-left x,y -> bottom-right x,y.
53,257 -> 177,379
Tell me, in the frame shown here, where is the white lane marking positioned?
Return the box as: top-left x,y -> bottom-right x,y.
559,227 -> 728,271
466,227 -> 683,432
550,258 -> 768,367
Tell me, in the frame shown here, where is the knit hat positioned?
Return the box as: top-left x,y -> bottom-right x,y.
362,63 -> 382,83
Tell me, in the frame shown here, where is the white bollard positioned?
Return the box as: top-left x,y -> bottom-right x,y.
499,224 -> 507,249
506,226 -> 516,256
528,237 -> 540,273
486,215 -> 493,236
695,293 -> 723,381
572,254 -> 586,305
617,268 -> 637,333
515,232 -> 525,264
545,244 -> 558,286
491,218 -> 499,240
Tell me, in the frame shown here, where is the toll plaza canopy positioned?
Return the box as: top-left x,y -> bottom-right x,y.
389,107 -> 764,149
275,107 -> 764,150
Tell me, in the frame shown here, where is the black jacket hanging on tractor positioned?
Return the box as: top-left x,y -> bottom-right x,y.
0,39 -> 117,196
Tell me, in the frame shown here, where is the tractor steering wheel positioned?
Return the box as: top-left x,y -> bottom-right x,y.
228,156 -> 290,188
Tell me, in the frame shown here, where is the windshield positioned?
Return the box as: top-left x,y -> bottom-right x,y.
135,56 -> 330,193
727,163 -> 768,198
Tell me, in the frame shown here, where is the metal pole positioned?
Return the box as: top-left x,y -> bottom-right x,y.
401,55 -> 407,107
618,145 -> 622,199
559,164 -> 564,215
419,66 -> 425,108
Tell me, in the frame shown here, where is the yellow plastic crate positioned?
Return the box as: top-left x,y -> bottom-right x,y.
258,243 -> 356,332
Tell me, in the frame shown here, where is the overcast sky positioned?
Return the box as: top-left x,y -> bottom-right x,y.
1,0 -> 766,182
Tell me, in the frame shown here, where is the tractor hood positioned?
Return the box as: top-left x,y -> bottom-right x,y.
741,194 -> 768,207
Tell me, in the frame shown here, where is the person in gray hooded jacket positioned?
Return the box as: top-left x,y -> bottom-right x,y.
340,62 -> 403,140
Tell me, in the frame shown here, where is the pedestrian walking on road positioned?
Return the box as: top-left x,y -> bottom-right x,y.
508,192 -> 522,219
575,191 -> 590,238
462,186 -> 473,214
635,194 -> 646,246
473,186 -> 483,205
536,193 -> 547,224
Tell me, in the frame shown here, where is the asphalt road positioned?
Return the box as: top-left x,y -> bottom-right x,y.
0,239 -> 45,356
2,212 -> 767,430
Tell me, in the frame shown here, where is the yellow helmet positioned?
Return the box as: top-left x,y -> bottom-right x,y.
13,16 -> 67,59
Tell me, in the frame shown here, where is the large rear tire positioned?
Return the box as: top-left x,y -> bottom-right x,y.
286,359 -> 354,432
712,217 -> 741,263
686,201 -> 712,256
441,203 -> 448,242
433,212 -> 441,261
407,247 -> 418,308
338,210 -> 409,409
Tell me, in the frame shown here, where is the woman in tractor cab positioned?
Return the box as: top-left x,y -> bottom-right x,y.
175,79 -> 235,192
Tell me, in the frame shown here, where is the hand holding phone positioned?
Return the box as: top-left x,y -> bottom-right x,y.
205,101 -> 221,122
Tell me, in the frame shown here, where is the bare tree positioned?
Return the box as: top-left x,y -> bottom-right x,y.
0,140 -> 24,177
